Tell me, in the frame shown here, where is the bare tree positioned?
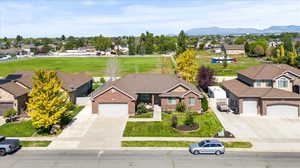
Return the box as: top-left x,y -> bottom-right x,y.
106,56 -> 120,81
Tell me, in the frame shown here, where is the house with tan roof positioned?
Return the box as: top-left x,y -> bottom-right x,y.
222,44 -> 245,55
223,64 -> 300,119
90,74 -> 203,116
0,71 -> 92,115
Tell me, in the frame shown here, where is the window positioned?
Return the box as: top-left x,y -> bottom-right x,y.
256,80 -> 262,87
168,98 -> 176,105
188,97 -> 195,106
211,144 -> 218,147
265,80 -> 272,87
203,144 -> 210,148
277,78 -> 288,88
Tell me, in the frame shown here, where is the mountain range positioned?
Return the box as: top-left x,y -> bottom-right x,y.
186,25 -> 300,36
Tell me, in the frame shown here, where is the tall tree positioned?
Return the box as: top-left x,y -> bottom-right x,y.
175,49 -> 199,83
176,30 -> 187,56
128,36 -> 137,55
27,70 -> 71,132
197,66 -> 215,91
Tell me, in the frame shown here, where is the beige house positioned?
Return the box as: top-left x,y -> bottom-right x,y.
0,71 -> 92,115
223,64 -> 300,119
223,44 -> 245,55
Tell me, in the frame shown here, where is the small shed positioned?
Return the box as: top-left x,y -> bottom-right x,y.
208,86 -> 227,99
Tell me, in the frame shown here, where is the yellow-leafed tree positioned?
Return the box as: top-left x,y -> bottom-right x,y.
175,49 -> 199,83
27,70 -> 70,132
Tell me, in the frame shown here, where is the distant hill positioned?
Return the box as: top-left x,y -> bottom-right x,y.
186,25 -> 300,36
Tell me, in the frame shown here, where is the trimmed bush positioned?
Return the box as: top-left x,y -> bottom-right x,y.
176,101 -> 186,112
100,77 -> 106,84
201,97 -> 208,112
171,115 -> 178,128
136,103 -> 147,115
184,112 -> 194,126
3,109 -> 18,119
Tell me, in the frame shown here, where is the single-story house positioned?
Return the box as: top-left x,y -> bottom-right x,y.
223,64 -> 300,119
222,44 -> 245,55
0,71 -> 92,115
90,74 -> 203,116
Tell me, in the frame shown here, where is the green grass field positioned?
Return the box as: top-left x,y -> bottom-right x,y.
20,141 -> 51,147
0,57 -> 172,77
123,111 -> 223,137
197,51 -> 262,76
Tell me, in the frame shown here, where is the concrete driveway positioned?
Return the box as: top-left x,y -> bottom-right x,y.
49,104 -> 128,150
210,101 -> 300,140
0,116 -> 5,126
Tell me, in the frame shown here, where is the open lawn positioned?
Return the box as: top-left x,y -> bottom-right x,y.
121,141 -> 252,148
0,57 -> 173,77
123,111 -> 223,137
197,51 -> 262,76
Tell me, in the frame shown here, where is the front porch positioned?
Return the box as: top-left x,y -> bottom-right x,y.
136,93 -> 161,108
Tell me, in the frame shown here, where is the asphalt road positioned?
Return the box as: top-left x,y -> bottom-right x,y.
1,150 -> 300,168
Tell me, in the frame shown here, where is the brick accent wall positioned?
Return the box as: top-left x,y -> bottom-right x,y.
92,88 -> 135,115
183,92 -> 201,111
161,97 -> 180,111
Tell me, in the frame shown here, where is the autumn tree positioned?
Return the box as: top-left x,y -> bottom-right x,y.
27,70 -> 71,132
175,49 -> 199,83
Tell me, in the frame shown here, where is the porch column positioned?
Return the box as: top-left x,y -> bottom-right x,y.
152,94 -> 154,106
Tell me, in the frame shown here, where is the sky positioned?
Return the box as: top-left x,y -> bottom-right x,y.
0,0 -> 300,38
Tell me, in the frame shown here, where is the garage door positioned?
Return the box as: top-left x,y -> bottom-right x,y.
267,105 -> 299,119
0,102 -> 14,116
243,99 -> 258,116
99,104 -> 128,117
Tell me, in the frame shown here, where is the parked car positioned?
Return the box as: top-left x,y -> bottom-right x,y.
189,140 -> 225,155
0,136 -> 21,156
217,102 -> 229,112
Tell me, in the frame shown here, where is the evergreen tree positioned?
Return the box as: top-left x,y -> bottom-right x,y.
27,70 -> 71,132
128,36 -> 137,55
176,30 -> 187,56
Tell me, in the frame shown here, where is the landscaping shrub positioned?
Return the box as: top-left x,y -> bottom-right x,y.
201,97 -> 208,112
3,109 -> 18,122
136,103 -> 147,115
171,115 -> 178,128
100,77 -> 106,84
176,101 -> 186,112
184,112 -> 194,126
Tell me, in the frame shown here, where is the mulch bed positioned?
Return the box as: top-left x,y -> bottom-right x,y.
175,123 -> 200,132
214,130 -> 235,138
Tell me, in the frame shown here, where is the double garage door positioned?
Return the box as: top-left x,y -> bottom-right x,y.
267,105 -> 299,119
99,103 -> 128,117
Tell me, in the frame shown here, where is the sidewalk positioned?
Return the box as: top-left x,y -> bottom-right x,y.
128,105 -> 162,122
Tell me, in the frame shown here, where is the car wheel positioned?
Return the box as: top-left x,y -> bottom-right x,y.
193,150 -> 200,155
215,150 -> 222,155
0,149 -> 6,156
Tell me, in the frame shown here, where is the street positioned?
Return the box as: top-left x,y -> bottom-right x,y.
1,150 -> 300,168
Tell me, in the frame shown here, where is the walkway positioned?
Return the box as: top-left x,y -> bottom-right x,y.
128,105 -> 162,122
0,117 -> 5,126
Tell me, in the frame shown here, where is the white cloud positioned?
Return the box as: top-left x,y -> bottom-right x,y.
1,0 -> 300,37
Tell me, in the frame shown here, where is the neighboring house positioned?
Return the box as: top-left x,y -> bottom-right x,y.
0,71 -> 92,115
222,44 -> 245,55
0,48 -> 22,56
90,74 -> 203,116
222,64 -> 300,119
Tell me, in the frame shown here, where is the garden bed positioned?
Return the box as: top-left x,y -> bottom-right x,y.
129,112 -> 153,119
175,123 -> 200,132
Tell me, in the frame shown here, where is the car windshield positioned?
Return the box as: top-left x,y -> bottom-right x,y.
198,141 -> 206,146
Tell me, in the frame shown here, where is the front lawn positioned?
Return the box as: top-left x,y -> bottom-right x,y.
123,111 -> 223,137
0,57 -> 172,77
129,112 -> 153,118
20,141 -> 51,147
197,51 -> 262,76
0,120 -> 37,137
0,106 -> 84,137
121,141 -> 252,148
